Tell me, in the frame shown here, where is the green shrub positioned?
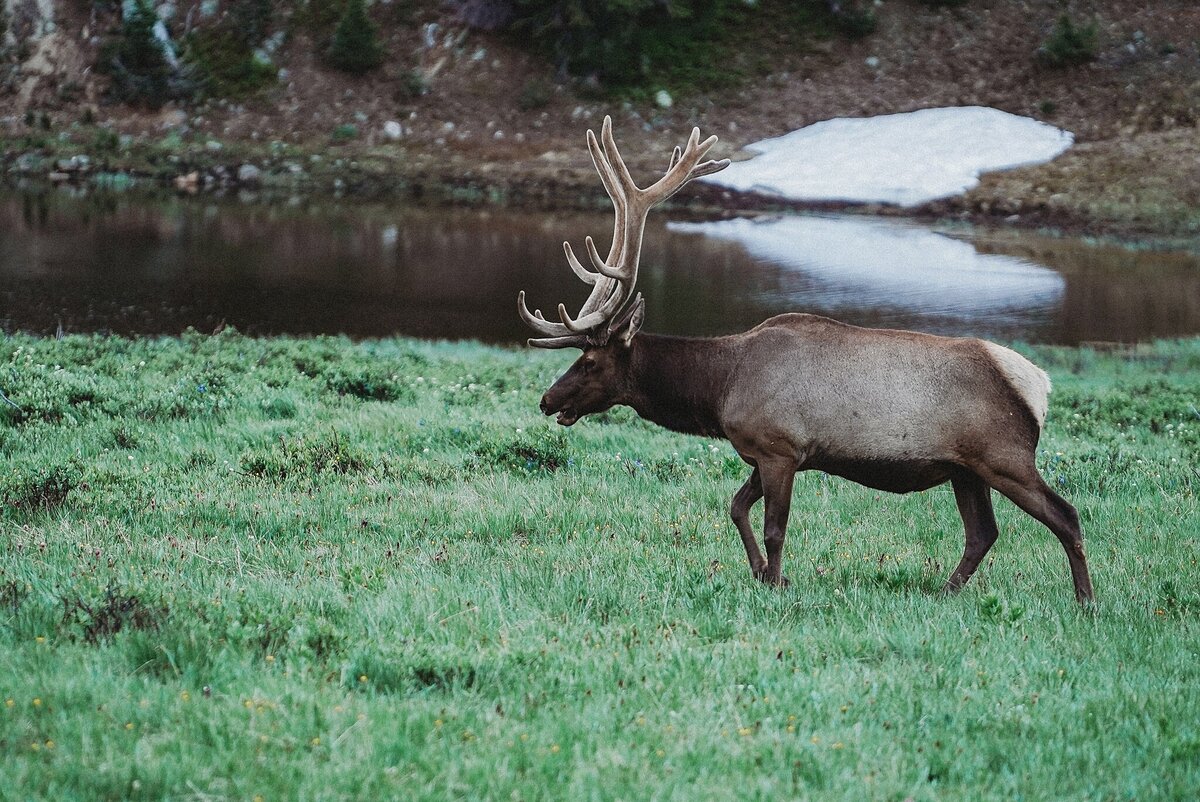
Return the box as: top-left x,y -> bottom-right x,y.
830,4 -> 876,38
508,0 -> 744,93
395,69 -> 428,100
185,26 -> 276,98
473,428 -> 570,474
2,462 -> 81,514
97,0 -> 182,108
239,432 -> 374,482
517,76 -> 554,111
1038,14 -> 1098,67
91,127 -> 122,153
61,584 -> 166,645
328,0 -> 384,75
229,0 -> 275,47
331,123 -> 360,141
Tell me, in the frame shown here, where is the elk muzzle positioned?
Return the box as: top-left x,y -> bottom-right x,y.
540,389 -> 579,427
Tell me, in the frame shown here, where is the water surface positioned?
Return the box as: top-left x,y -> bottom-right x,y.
2,190 -> 1198,344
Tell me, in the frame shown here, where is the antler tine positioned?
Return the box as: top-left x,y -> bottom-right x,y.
562,241 -> 599,285
519,117 -> 728,345
582,236 -> 625,279
528,334 -> 589,349
586,127 -> 625,208
557,280 -> 625,332
660,157 -> 731,203
599,115 -> 639,198
518,290 -> 572,337
644,130 -> 720,203
574,116 -> 634,318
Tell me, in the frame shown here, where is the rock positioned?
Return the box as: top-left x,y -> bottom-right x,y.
161,109 -> 187,129
13,153 -> 45,174
654,90 -> 673,109
864,56 -> 881,69
48,171 -> 71,182
422,23 -> 439,50
237,164 -> 261,184
174,171 -> 199,192
383,121 -> 403,141
205,140 -> 223,152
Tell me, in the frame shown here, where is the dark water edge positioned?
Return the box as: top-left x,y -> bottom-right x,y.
2,188 -> 1200,345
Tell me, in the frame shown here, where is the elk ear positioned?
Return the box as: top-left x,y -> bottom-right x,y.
609,293 -> 645,347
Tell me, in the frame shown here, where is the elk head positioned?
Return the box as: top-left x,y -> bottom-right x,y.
517,116 -> 728,425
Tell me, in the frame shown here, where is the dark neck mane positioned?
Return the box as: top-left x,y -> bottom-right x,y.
621,333 -> 737,438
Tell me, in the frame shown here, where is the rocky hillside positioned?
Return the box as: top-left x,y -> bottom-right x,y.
2,0 -> 1199,240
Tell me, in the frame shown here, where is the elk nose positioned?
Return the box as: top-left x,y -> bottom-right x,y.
539,395 -> 552,415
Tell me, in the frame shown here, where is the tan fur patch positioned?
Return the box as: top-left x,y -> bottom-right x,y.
981,342 -> 1051,428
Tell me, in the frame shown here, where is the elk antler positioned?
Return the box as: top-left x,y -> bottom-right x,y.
518,116 -> 729,348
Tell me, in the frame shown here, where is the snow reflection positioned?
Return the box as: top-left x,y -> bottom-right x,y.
668,214 -> 1065,325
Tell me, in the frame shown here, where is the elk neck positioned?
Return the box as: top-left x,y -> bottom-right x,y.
621,333 -> 737,439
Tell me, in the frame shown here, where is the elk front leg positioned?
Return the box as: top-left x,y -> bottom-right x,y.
943,472 -> 1000,593
759,458 -> 798,587
730,468 -> 768,580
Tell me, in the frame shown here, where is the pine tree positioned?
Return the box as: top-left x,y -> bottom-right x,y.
328,0 -> 384,75
101,0 -> 174,107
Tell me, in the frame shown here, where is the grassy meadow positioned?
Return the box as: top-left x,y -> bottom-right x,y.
1,331 -> 1198,801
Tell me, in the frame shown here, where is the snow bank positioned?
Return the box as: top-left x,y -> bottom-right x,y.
667,215 -> 1064,321
700,107 -> 1073,207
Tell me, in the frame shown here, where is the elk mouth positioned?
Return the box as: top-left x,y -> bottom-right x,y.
555,408 -> 579,426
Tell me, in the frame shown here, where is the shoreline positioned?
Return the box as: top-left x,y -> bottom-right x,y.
6,132 -> 1200,255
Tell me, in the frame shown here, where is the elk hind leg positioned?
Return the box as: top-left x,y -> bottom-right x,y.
730,468 -> 768,580
943,472 -> 1000,593
759,458 -> 798,588
975,459 -> 1095,604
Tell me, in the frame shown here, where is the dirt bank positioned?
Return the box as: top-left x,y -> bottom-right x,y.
3,0 -> 1199,243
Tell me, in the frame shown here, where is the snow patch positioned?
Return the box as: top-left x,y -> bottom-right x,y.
700,107 -> 1073,207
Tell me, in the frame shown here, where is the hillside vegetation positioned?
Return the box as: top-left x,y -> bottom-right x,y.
2,332 -> 1198,798
2,1 -> 1200,238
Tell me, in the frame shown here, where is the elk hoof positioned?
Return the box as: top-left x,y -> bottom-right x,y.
753,570 -> 790,588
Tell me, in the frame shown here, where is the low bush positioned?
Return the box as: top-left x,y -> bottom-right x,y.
1038,14 -> 1098,67
1,462 -> 81,514
327,0 -> 384,75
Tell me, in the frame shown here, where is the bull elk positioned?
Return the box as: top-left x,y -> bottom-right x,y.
518,117 -> 1094,604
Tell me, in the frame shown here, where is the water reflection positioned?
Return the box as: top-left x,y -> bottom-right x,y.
669,215 -> 1065,326
1,190 -> 1198,345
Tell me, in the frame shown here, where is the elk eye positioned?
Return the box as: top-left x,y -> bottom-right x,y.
581,357 -> 595,372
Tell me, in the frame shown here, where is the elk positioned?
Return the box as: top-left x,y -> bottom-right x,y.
518,117 -> 1094,604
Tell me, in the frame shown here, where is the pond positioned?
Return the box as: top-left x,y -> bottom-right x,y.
2,189 -> 1199,345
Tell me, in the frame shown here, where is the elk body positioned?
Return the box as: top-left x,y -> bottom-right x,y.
519,118 -> 1094,604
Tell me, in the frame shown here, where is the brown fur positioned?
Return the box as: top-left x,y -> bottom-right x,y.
540,313 -> 1095,604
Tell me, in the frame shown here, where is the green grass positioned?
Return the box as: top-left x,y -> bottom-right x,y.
1,331 -> 1198,800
